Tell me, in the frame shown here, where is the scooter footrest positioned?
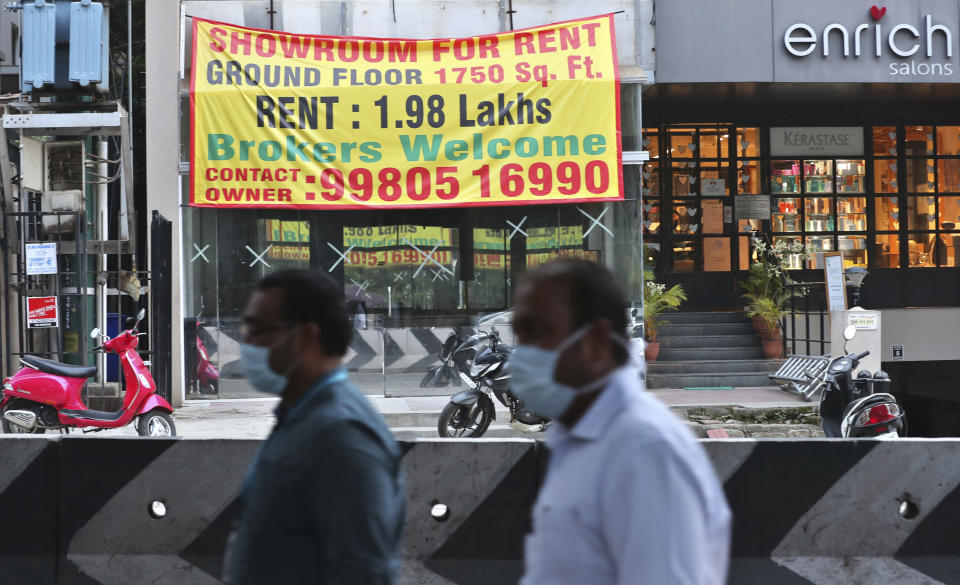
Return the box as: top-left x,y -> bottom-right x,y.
59,408 -> 125,422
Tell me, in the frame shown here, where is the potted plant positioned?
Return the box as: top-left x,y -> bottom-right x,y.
743,295 -> 789,358
739,238 -> 810,358
643,271 -> 687,362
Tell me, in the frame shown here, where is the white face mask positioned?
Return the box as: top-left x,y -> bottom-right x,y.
509,326 -> 622,420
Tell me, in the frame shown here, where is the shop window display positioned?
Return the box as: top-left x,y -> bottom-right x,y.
873,126 -> 898,157
905,158 -> 936,193
937,126 -> 960,156
874,160 -> 899,193
772,236 -> 804,270
875,234 -> 900,268
737,161 -> 760,194
769,157 -> 867,269
738,127 -> 760,158
904,126 -> 935,155
875,196 -> 900,231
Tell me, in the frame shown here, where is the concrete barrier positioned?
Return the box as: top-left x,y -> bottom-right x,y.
1,437 -> 960,584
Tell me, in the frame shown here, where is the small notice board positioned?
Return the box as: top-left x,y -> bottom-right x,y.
26,296 -> 58,328
823,252 -> 846,312
25,242 -> 57,275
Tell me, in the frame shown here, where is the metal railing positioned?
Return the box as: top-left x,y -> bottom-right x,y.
781,281 -> 830,356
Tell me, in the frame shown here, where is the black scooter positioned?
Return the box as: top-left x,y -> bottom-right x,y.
818,324 -> 906,438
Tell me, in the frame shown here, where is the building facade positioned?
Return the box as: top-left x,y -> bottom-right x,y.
147,0 -> 960,429
146,0 -> 653,403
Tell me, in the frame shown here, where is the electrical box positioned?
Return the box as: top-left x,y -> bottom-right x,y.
37,140 -> 85,234
45,141 -> 84,193
41,189 -> 84,235
22,0 -> 57,90
68,0 -> 103,86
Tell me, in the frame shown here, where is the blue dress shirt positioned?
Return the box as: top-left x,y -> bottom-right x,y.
225,368 -> 405,585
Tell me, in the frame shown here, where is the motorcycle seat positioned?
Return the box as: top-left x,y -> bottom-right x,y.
59,408 -> 125,422
21,356 -> 96,379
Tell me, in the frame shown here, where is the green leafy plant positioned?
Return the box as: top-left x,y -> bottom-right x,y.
643,269 -> 687,341
740,239 -> 811,336
743,293 -> 791,334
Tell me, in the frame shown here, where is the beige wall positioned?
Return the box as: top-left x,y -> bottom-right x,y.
146,0 -> 185,406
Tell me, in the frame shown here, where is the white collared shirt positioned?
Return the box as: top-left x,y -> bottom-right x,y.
521,367 -> 731,585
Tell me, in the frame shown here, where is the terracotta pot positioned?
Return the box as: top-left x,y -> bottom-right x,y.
751,317 -> 780,340
761,338 -> 784,359
644,340 -> 661,362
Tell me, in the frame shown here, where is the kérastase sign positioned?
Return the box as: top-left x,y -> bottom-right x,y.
770,127 -> 864,157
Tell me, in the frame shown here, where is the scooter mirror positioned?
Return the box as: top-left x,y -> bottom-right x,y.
89,328 -> 101,339
843,324 -> 857,341
137,308 -> 146,322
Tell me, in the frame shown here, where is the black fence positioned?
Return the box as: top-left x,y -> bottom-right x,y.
781,281 -> 830,356
150,212 -> 172,403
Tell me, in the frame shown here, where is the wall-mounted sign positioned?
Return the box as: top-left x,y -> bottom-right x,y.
847,312 -> 878,330
892,344 -> 904,360
776,1 -> 960,83
770,127 -> 864,157
190,15 -> 622,209
26,296 -> 58,328
735,195 -> 771,219
823,251 -> 847,312
655,0 -> 960,84
702,178 -> 726,195
25,242 -> 57,275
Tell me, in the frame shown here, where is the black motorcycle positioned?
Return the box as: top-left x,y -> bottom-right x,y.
437,329 -> 548,438
419,326 -> 489,388
818,324 -> 906,438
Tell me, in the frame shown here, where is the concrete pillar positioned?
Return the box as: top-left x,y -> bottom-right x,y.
146,0 -> 184,407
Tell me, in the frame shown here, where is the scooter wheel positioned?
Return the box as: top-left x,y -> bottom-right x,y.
137,410 -> 177,437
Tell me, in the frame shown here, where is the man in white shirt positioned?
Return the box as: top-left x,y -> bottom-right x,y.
511,260 -> 731,585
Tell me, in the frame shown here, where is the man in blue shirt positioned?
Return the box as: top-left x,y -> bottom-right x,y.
225,269 -> 405,585
511,260 -> 731,585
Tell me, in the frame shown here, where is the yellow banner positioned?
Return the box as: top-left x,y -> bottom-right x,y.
190,15 -> 622,209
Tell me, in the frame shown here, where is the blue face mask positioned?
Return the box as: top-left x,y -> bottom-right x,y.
509,326 -> 598,420
241,328 -> 299,395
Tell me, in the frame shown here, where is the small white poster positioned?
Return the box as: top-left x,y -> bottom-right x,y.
25,243 -> 57,275
823,252 -> 846,312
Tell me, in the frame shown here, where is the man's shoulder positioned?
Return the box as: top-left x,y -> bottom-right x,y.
605,389 -> 705,458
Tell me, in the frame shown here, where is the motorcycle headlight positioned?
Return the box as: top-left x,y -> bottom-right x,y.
470,363 -> 485,377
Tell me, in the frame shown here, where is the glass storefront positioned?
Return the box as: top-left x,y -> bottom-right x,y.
181,199 -> 643,398
642,124 -> 960,273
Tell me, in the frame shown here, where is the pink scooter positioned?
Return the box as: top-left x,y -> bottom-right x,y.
195,310 -> 219,395
0,309 -> 176,436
